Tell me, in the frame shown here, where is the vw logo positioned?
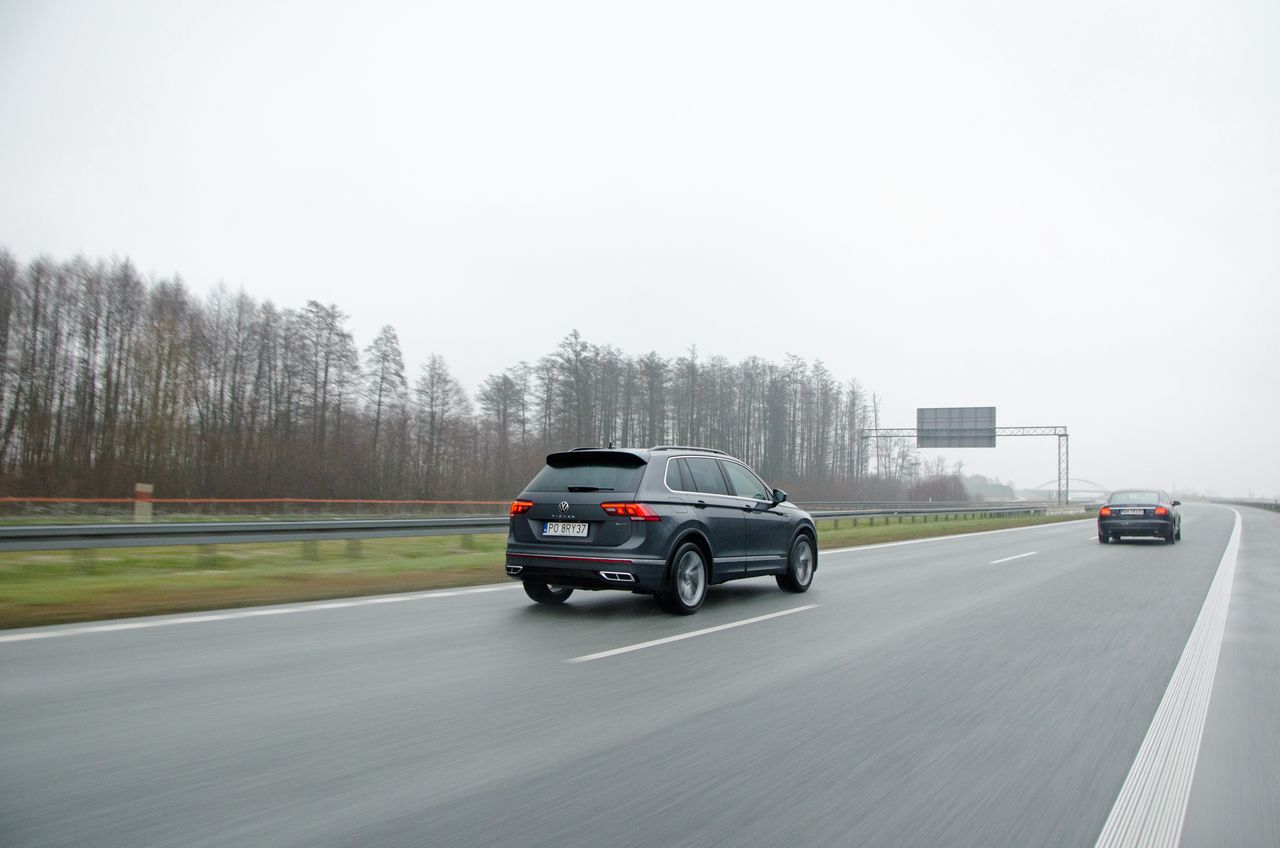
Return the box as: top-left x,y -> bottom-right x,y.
559,501 -> 570,512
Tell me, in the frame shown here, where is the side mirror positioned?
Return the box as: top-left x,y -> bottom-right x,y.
1171,500 -> 1181,507
772,488 -> 788,504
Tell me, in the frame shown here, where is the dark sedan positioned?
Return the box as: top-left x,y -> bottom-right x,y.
1098,489 -> 1182,544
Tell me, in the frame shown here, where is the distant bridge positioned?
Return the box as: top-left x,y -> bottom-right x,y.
1033,478 -> 1109,500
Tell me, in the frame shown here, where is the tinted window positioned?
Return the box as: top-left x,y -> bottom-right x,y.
684,457 -> 729,495
526,462 -> 644,493
1110,490 -> 1160,503
664,458 -> 687,491
721,461 -> 769,500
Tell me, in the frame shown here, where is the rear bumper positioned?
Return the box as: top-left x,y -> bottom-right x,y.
1098,517 -> 1173,538
504,550 -> 669,593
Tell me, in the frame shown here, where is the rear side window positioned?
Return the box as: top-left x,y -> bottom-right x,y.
664,458 -> 688,491
684,457 -> 730,495
526,461 -> 644,493
721,461 -> 769,500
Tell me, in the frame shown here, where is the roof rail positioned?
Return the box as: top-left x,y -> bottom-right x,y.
648,445 -> 728,455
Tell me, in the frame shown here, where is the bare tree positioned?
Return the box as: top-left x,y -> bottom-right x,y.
363,324 -> 407,464
0,251 -> 961,503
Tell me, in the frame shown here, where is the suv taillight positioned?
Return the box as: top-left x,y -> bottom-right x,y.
510,500 -> 533,515
600,502 -> 662,522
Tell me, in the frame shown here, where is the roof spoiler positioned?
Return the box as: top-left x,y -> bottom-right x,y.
546,449 -> 647,468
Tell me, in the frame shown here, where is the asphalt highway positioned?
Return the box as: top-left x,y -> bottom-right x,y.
2,504 -> 1276,847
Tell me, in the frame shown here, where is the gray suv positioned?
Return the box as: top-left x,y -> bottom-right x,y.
505,446 -> 818,614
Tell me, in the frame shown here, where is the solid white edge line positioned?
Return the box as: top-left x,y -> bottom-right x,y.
1093,508 -> 1242,848
567,605 -> 819,663
989,551 -> 1038,565
0,584 -> 522,644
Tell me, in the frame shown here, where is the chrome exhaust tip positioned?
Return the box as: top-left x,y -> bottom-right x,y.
599,571 -> 636,583
506,565 -> 523,575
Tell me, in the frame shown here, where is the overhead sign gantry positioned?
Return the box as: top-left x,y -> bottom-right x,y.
864,406 -> 1071,504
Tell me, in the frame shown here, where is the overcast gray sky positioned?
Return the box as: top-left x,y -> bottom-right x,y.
2,0 -> 1277,497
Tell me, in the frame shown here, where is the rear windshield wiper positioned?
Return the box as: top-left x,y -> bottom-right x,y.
566,485 -> 614,492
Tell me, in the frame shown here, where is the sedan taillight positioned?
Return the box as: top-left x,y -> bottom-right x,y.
510,500 -> 533,516
600,502 -> 662,522
1154,506 -> 1168,516
1099,507 -> 1111,517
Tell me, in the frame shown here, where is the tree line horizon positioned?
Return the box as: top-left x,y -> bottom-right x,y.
0,250 -> 974,502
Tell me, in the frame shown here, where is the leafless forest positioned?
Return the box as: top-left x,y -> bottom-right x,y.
0,251 -> 966,501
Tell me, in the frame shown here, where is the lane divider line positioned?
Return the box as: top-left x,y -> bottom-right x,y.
567,605 -> 819,664
1093,508 -> 1242,848
989,551 -> 1038,565
0,584 -> 522,645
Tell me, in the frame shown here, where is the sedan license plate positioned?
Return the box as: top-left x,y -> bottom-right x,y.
1121,509 -> 1144,516
544,522 -> 588,537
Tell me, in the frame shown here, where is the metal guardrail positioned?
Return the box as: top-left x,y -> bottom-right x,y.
809,504 -> 1062,528
0,503 -> 1077,552
0,517 -> 508,552
810,505 -> 1053,518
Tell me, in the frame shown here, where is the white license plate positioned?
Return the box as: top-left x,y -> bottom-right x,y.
1121,509 -> 1144,516
544,522 -> 588,537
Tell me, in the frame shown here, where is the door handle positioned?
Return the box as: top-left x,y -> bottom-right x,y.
695,499 -> 707,508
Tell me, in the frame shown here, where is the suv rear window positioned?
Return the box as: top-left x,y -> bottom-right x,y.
526,455 -> 645,493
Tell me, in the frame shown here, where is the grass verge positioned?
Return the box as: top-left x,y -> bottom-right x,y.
812,510 -> 1089,548
0,511 -> 1090,629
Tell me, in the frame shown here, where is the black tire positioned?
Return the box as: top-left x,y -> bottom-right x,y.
1167,527 -> 1177,544
658,542 -> 708,615
523,581 -> 573,605
1176,523 -> 1182,541
1098,530 -> 1108,544
777,534 -> 816,593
